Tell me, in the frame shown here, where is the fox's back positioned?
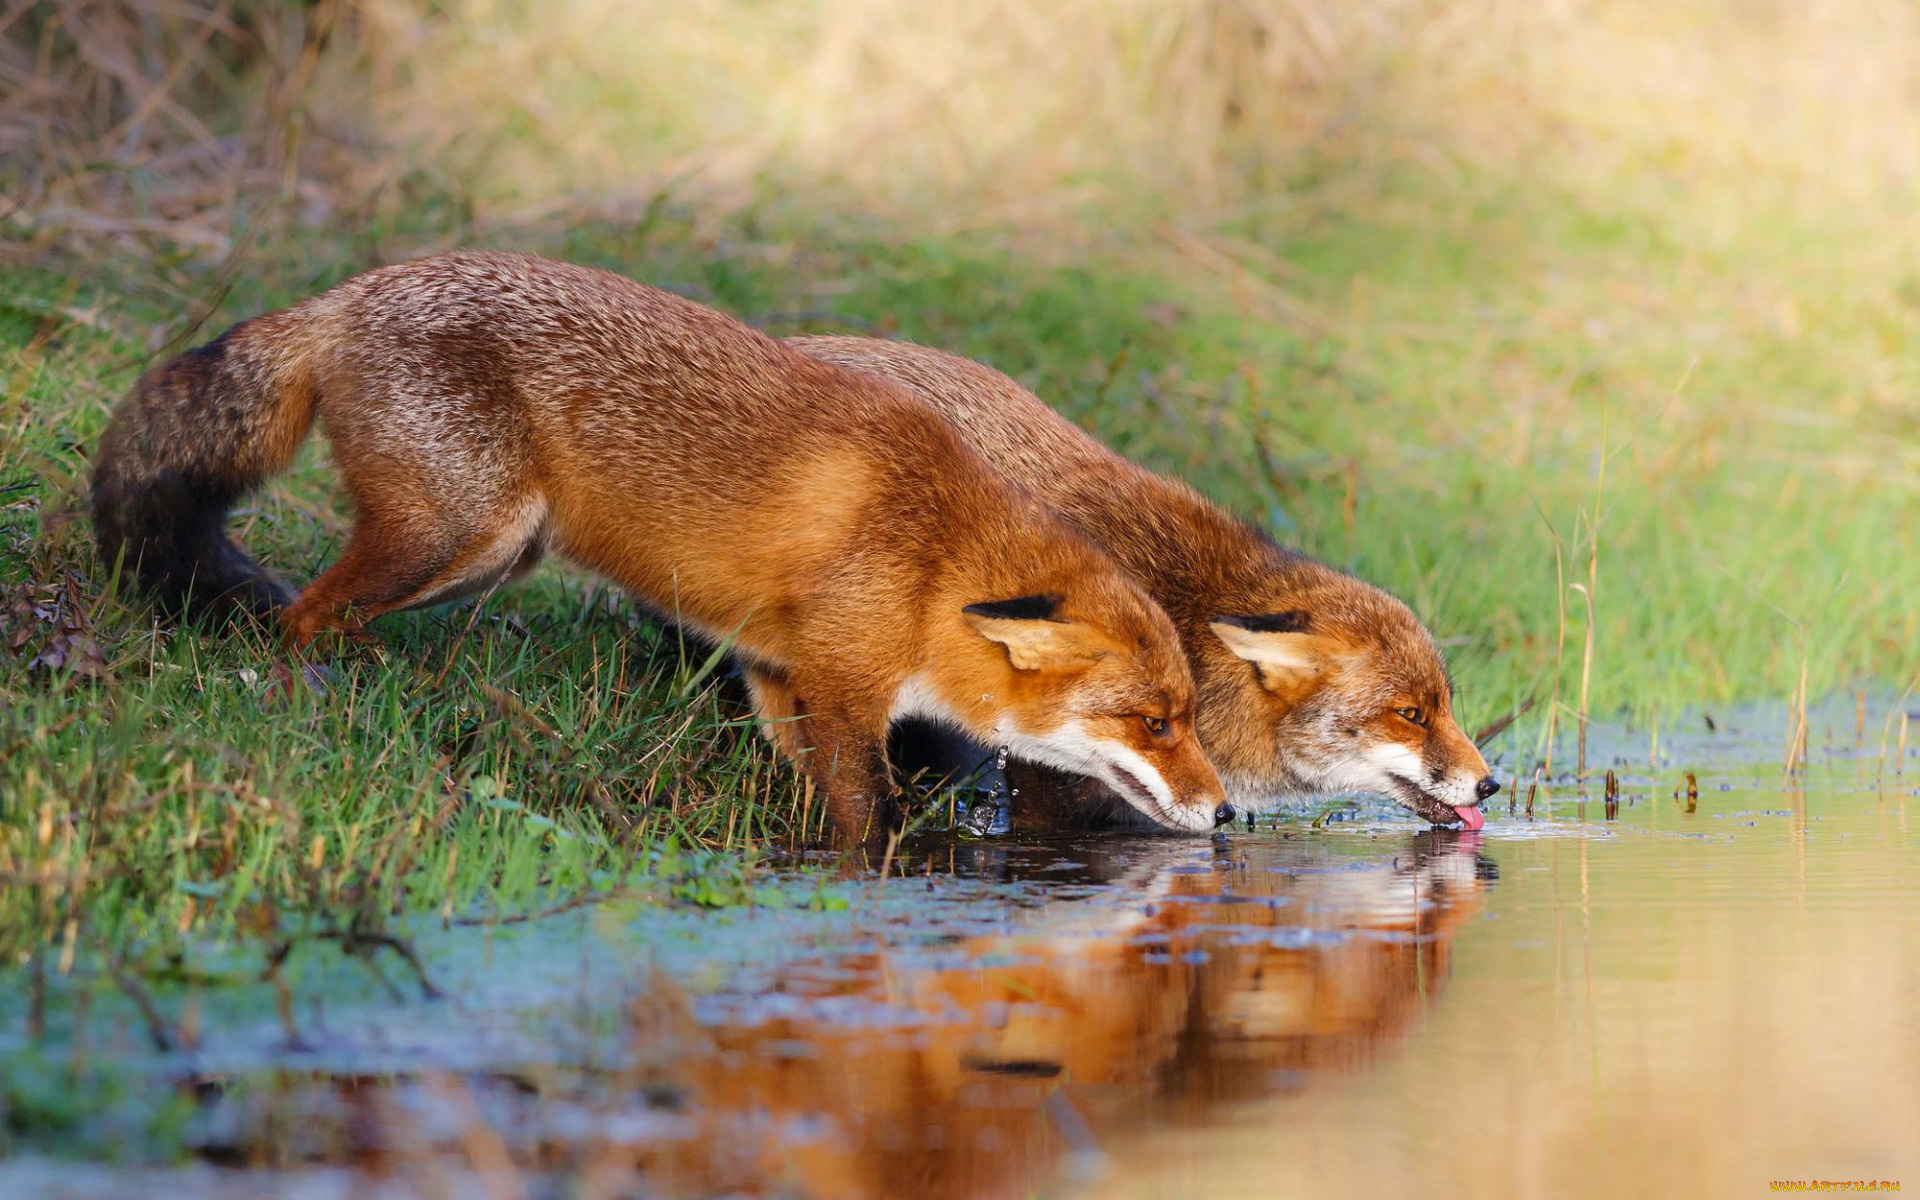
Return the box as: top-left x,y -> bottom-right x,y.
307,257 -> 1017,597
288,253 -> 1179,663
323,254 -> 926,478
786,335 -> 1278,617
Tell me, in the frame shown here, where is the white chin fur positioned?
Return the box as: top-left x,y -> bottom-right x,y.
886,676 -> 1213,833
1231,738 -> 1482,812
1002,720 -> 1214,833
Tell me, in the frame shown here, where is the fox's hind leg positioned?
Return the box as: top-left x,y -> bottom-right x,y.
281,487 -> 547,650
278,375 -> 550,649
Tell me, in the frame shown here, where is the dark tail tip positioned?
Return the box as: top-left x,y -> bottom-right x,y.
89,325 -> 302,626
91,458 -> 292,625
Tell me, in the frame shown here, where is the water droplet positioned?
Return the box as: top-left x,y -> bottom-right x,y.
956,745 -> 1015,837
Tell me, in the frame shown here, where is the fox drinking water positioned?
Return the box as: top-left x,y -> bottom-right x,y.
792,336 -> 1498,829
91,252 -> 1230,845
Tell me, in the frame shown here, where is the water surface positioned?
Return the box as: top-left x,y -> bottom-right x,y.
8,708 -> 1918,1199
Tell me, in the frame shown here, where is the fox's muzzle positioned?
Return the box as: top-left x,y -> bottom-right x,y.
1145,734 -> 1228,832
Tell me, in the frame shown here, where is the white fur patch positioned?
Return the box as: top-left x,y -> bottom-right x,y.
1225,733 -> 1481,813
1097,742 -> 1217,832
889,677 -> 1215,833
888,673 -> 958,727
1361,741 -> 1424,782
999,718 -> 1215,833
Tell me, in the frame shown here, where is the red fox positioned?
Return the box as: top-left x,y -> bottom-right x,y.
89,252 -> 1229,844
788,337 -> 1497,829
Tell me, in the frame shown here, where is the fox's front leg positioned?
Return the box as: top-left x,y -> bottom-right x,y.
803,715 -> 899,847
750,668 -> 898,847
742,665 -> 807,761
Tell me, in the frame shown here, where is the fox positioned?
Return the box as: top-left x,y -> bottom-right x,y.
88,251 -> 1230,845
787,336 -> 1498,829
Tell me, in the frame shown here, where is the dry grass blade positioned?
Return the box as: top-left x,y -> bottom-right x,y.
0,0 -> 373,271
1875,671 -> 1918,779
1784,652 -> 1810,775
1473,696 -> 1536,748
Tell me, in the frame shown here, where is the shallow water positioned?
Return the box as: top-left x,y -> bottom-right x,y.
9,706 -> 1920,1199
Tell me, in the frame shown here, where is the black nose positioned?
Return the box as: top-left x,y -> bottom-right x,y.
1475,776 -> 1501,801
1213,803 -> 1237,828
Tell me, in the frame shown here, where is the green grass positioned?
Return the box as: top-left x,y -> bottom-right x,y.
2,163 -> 1916,1153
1,287 -> 807,1037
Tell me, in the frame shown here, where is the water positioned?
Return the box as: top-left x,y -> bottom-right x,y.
7,708 -> 1919,1199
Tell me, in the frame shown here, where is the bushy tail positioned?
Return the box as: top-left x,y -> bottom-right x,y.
90,309 -> 321,621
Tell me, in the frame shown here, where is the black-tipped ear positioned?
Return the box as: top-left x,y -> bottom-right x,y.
1211,611 -> 1311,634
962,593 -> 1062,622
1208,614 -> 1327,695
964,594 -> 1109,671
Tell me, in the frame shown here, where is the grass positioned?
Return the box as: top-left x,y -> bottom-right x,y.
3,0 -> 1919,1169
2,285 -> 809,1106
8,171 -> 1916,953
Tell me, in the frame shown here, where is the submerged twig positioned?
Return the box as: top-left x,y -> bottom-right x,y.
106,956 -> 179,1053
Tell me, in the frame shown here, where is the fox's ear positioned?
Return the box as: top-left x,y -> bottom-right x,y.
964,594 -> 1062,622
1209,613 -> 1336,696
964,595 -> 1110,671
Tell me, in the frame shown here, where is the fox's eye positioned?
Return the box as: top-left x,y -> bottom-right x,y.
1140,715 -> 1170,737
1395,707 -> 1428,728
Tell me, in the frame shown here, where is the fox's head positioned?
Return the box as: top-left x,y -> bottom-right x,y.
920,586 -> 1228,833
1198,580 -> 1497,829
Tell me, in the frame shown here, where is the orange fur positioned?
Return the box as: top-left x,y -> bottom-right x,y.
789,336 -> 1497,826
91,252 -> 1229,845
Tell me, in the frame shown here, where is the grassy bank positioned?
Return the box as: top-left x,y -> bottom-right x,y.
7,171 -> 1916,956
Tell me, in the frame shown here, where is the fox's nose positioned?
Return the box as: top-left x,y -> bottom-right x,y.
1213,803 -> 1237,828
1475,776 -> 1500,801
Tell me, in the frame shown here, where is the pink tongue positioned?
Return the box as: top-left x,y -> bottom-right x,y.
1453,804 -> 1486,831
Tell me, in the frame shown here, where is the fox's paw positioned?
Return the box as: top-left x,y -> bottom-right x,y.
262,660 -> 338,706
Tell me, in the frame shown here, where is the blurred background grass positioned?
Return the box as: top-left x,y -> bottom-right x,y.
2,0 -> 1918,973
8,0 -> 1917,720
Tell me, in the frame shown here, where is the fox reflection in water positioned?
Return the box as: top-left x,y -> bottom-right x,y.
652,829 -> 1497,1199
187,830 -> 1494,1199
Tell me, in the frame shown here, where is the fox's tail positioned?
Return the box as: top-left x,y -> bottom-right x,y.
90,307 -> 322,621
